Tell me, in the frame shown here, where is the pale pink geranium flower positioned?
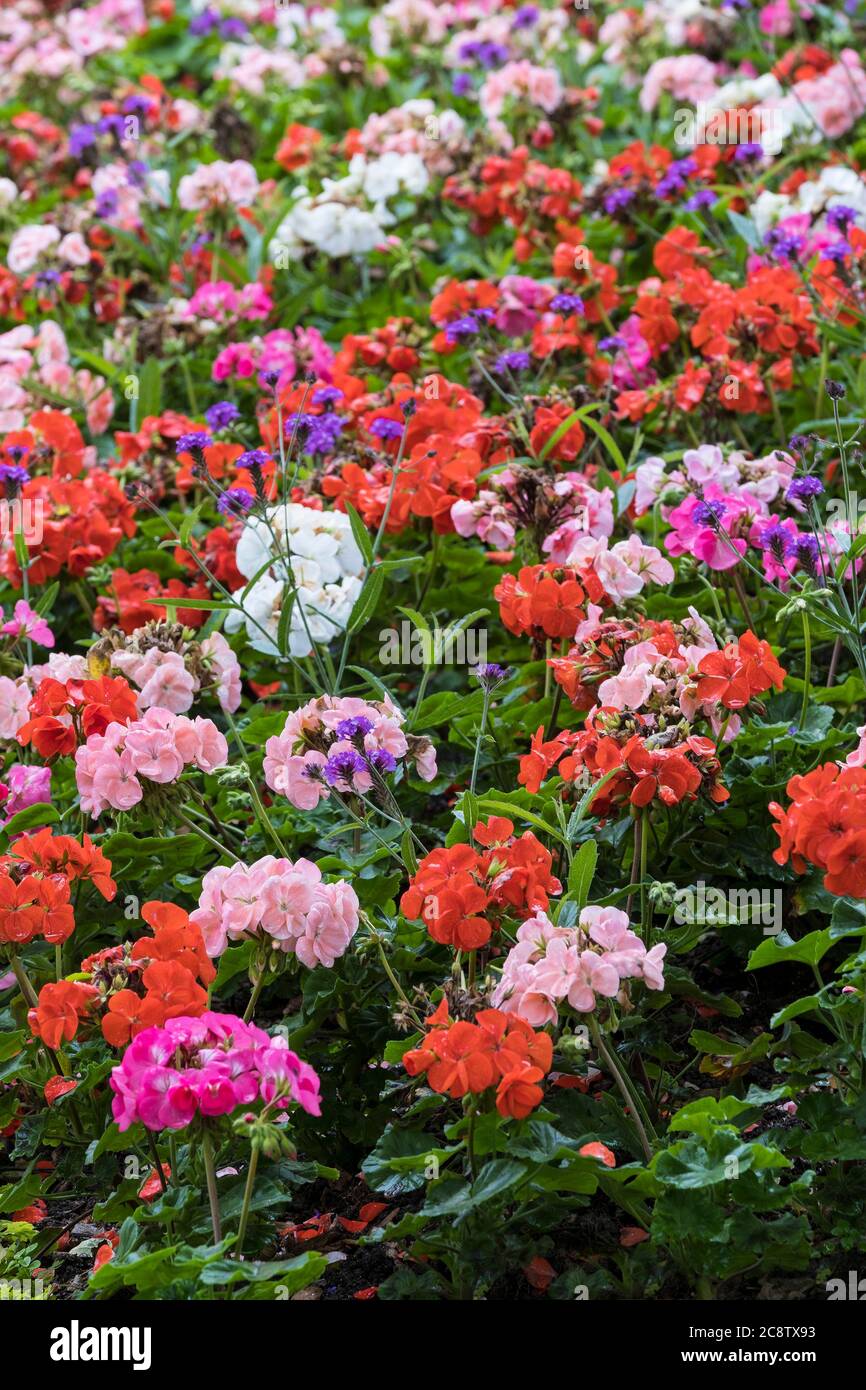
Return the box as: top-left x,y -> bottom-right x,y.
258,860 -> 322,943
639,54 -> 718,113
92,750 -> 144,812
7,224 -> 60,275
597,657 -> 659,712
177,160 -> 259,211
171,715 -> 228,772
123,714 -> 186,783
136,651 -> 196,714
2,600 -> 54,649
0,675 -> 31,738
569,952 -> 621,1013
411,739 -> 438,782
285,752 -> 329,810
295,880 -> 360,968
57,232 -> 90,267
201,632 -> 242,713
641,943 -> 668,991
531,936 -> 582,1003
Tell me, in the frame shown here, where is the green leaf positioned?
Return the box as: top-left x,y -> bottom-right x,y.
347,566 -> 385,634
747,930 -> 833,971
138,357 -> 163,419
726,209 -> 762,249
568,839 -> 597,907
145,596 -> 233,612
0,804 -> 60,841
346,503 -> 374,564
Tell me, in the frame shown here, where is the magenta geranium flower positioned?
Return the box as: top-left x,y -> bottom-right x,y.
2,600 -> 54,649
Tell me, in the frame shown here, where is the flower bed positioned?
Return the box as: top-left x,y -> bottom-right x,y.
1,0 -> 866,1306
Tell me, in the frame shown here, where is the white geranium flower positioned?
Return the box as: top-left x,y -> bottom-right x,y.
228,505 -> 366,658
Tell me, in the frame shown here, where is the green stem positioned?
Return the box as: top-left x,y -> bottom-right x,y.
639,808 -> 649,941
10,953 -> 38,1007
235,1145 -> 260,1258
799,608 -> 811,734
372,931 -> 424,1029
245,778 -> 284,857
178,814 -> 241,864
469,690 -> 492,803
202,1129 -> 223,1244
146,1130 -> 168,1194
466,1103 -> 478,1180
589,1017 -> 655,1163
243,965 -> 266,1025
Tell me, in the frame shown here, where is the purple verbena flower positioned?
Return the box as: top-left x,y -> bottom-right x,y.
692,499 -> 727,527
176,432 -> 213,456
368,748 -> 397,775
444,314 -> 480,344
205,401 -> 241,432
604,187 -> 635,215
474,662 -> 509,689
494,350 -> 531,374
323,749 -> 367,787
216,488 -> 254,516
69,124 -> 98,158
335,716 -> 374,741
786,476 -> 824,504
189,7 -> 219,35
236,449 -> 272,470
759,520 -> 796,558
368,417 -> 404,441
683,190 -> 718,211
550,293 -> 584,314
512,4 -> 539,28
303,414 -> 345,456
734,142 -> 764,162
826,204 -> 858,232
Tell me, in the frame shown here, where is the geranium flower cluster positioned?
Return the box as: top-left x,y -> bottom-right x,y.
519,713 -> 730,815
548,613 -> 786,740
495,563 -> 601,642
263,694 -> 437,811
400,816 -> 561,951
402,998 -> 553,1121
190,854 -> 360,969
492,906 -> 667,1026
269,152 -> 429,261
28,900 -> 215,1050
75,706 -> 228,816
17,674 -> 138,759
0,437 -> 136,587
0,320 -> 113,436
0,828 -> 116,948
320,376 -> 492,536
547,535 -> 676,603
695,632 -> 788,712
225,500 -> 366,659
92,623 -> 241,715
110,1012 -> 321,1133
211,324 -> 333,389
771,760 -> 866,898
452,462 -> 614,555
353,98 -> 468,177
0,762 -> 51,826
634,441 -> 837,583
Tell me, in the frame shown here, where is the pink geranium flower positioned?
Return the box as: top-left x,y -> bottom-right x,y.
2,600 -> 54,648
